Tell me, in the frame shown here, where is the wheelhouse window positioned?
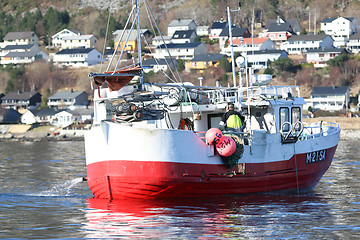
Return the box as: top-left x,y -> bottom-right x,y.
292,107 -> 301,130
280,107 -> 290,131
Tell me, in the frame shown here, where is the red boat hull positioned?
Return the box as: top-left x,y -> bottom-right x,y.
87,145 -> 337,199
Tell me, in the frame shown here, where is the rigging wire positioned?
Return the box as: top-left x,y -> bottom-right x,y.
107,5 -> 136,72
143,0 -> 183,85
113,8 -> 140,73
99,1 -> 112,73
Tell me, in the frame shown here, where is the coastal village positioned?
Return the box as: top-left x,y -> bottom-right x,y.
0,10 -> 359,138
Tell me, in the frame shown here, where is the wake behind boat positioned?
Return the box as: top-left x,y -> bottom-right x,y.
84,0 -> 340,199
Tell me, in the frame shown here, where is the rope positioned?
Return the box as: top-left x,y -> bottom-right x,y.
293,142 -> 300,195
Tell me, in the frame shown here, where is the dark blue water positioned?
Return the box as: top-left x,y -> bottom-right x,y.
0,140 -> 359,239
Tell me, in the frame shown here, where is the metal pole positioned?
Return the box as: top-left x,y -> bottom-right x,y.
227,7 -> 236,88
136,0 -> 143,89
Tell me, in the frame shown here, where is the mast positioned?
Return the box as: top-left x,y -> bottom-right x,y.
227,2 -> 241,88
136,0 -> 144,89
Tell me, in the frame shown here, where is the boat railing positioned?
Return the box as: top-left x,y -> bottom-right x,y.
301,121 -> 340,140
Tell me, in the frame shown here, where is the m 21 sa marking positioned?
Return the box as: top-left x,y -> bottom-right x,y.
306,149 -> 326,164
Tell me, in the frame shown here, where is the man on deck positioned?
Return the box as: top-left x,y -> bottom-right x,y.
220,103 -> 245,132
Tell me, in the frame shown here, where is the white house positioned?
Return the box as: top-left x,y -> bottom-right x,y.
60,35 -> 98,49
209,20 -> 228,39
167,19 -> 197,37
196,26 -> 210,36
2,31 -> 39,47
280,34 -> 334,55
347,32 -> 360,53
21,108 -> 59,125
305,47 -> 347,68
53,108 -> 93,127
218,27 -> 251,49
320,17 -> 358,47
151,36 -> 172,48
221,37 -> 276,56
246,50 -> 288,69
52,48 -> 102,67
0,44 -> 49,65
154,42 -> 207,60
51,29 -> 82,48
47,90 -> 89,109
306,86 -> 350,111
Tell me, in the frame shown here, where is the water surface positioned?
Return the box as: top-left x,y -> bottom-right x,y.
0,140 -> 359,239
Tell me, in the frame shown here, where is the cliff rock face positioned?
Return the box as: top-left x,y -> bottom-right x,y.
78,0 -> 128,11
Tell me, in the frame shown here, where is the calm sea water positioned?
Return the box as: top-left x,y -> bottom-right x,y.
0,139 -> 359,239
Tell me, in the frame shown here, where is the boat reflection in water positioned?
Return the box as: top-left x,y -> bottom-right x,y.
83,193 -> 334,239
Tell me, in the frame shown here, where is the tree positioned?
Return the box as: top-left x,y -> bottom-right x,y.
177,59 -> 185,72
219,57 -> 231,72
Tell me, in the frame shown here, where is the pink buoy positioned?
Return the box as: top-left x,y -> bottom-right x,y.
205,128 -> 223,145
216,136 -> 236,156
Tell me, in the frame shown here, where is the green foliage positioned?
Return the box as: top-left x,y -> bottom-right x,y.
4,65 -> 26,93
0,11 -> 15,41
39,88 -> 51,109
327,54 -> 349,67
42,7 -> 70,35
18,9 -> 42,32
219,57 -> 232,72
177,59 -> 185,72
270,57 -> 301,74
97,11 -> 122,38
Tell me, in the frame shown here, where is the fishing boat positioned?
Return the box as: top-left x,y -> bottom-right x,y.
84,0 -> 340,199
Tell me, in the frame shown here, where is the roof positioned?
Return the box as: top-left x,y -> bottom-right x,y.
142,58 -> 177,66
266,18 -> 301,33
211,21 -> 228,29
112,29 -> 151,42
0,108 -> 21,123
48,90 -> 87,100
5,48 -> 41,58
349,32 -> 360,40
168,19 -> 196,27
311,86 -> 349,96
219,27 -> 249,37
306,47 -> 345,53
62,34 -> 96,40
267,22 -> 293,32
247,50 -> 286,55
69,108 -> 94,116
172,30 -> 196,39
3,32 -> 35,41
55,48 -> 96,55
287,34 -> 331,42
2,44 -> 35,50
190,54 -> 225,62
157,42 -> 203,49
233,37 -> 269,45
34,108 -> 60,117
321,17 -> 355,23
2,91 -> 40,100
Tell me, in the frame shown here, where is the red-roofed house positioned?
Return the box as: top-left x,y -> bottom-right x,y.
221,37 -> 276,56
